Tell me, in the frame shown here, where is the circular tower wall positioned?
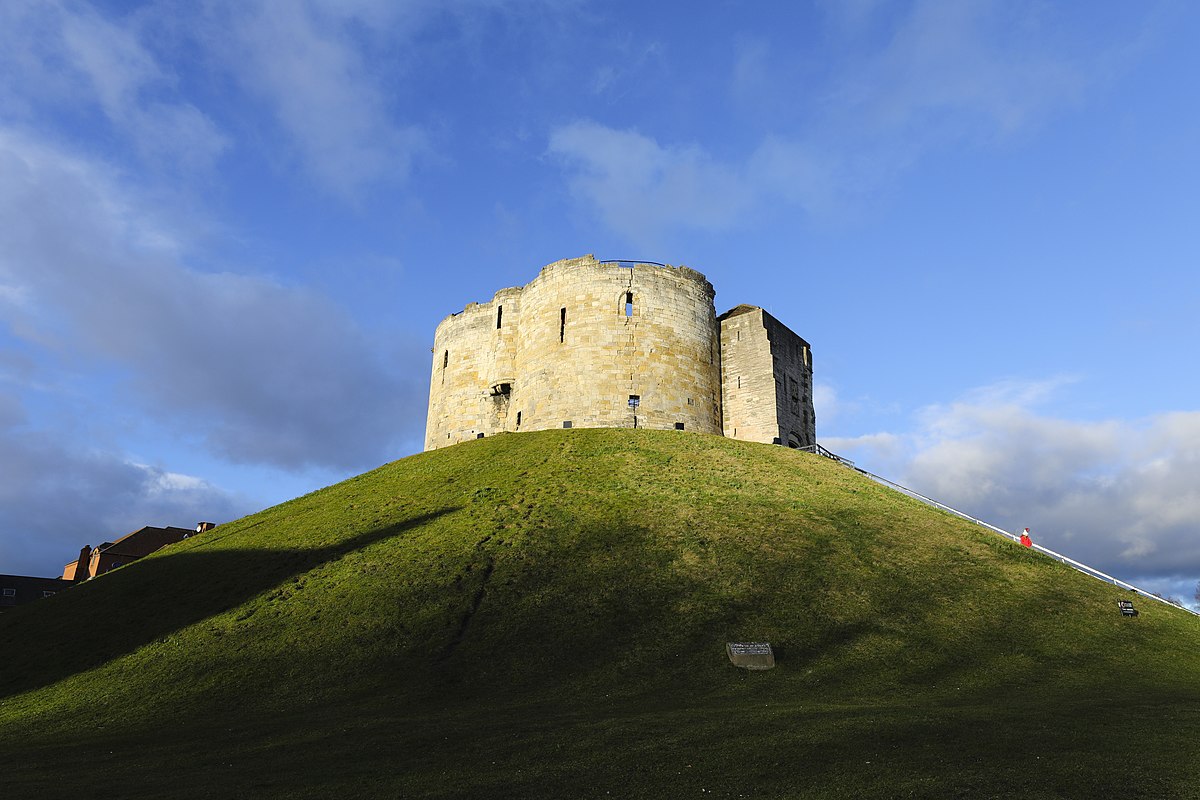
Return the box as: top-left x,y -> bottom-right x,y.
512,256 -> 722,435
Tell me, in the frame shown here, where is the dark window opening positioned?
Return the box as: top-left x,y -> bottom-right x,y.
625,292 -> 634,317
477,433 -> 485,439
443,350 -> 449,369
559,308 -> 566,342
687,397 -> 693,405
675,422 -> 685,430
628,395 -> 640,409
496,306 -> 503,329
515,411 -> 522,429
563,420 -> 572,429
490,382 -> 512,397
737,376 -> 741,389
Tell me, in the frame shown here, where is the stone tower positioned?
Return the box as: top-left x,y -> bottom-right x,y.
424,255 -> 815,451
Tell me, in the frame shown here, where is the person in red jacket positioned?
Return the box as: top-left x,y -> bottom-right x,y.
1020,528 -> 1033,548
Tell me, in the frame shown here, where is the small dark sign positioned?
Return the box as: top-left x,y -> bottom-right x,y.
727,642 -> 775,670
1118,600 -> 1138,617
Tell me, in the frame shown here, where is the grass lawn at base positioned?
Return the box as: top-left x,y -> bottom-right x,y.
2,429 -> 1199,798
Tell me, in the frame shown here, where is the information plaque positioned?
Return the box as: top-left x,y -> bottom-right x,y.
726,642 -> 775,670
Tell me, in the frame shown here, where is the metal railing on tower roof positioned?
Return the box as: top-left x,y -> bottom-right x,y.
599,259 -> 668,267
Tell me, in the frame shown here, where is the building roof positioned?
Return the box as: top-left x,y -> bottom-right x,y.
95,526 -> 193,559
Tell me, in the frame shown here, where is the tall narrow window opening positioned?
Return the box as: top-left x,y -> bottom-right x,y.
496,305 -> 503,329
443,350 -> 449,369
624,292 -> 634,317
515,411 -> 522,430
559,308 -> 566,342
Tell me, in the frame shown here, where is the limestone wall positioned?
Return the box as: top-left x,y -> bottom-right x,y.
719,306 -> 815,448
425,255 -> 723,450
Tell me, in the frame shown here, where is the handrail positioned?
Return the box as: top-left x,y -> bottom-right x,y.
804,443 -> 1198,616
798,443 -> 855,467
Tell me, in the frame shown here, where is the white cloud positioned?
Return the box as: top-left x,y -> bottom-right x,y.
0,128 -> 425,471
200,0 -> 429,196
0,0 -> 229,172
841,0 -> 1085,139
812,382 -> 839,425
550,1 -> 1105,243
831,379 -> 1200,584
548,120 -> 755,247
0,400 -> 248,577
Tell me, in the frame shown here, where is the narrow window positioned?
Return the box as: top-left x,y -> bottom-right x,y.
675,422 -> 685,431
559,308 -> 566,343
496,305 -> 503,329
628,395 -> 640,409
737,376 -> 741,389
515,411 -> 522,429
443,350 -> 449,369
625,292 -> 634,317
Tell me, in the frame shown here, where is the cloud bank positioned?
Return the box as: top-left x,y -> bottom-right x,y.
549,1 -> 1097,245
0,399 -> 248,578
0,129 -> 422,472
824,380 -> 1200,591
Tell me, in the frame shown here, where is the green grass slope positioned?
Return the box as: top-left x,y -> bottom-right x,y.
2,429 -> 1199,799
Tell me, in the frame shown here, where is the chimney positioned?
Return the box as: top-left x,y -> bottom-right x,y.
65,545 -> 91,582
195,522 -> 216,533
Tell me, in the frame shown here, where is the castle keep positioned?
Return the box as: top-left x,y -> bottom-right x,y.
425,255 -> 815,450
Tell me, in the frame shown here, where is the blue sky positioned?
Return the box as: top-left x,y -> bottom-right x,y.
2,0 -> 1198,604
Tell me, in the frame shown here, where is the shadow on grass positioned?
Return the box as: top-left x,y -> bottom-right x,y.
0,508 -> 457,702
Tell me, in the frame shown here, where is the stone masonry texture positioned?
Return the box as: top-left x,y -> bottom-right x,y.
424,255 -> 815,451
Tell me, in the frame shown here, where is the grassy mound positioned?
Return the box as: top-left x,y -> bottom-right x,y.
2,428 -> 1199,798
